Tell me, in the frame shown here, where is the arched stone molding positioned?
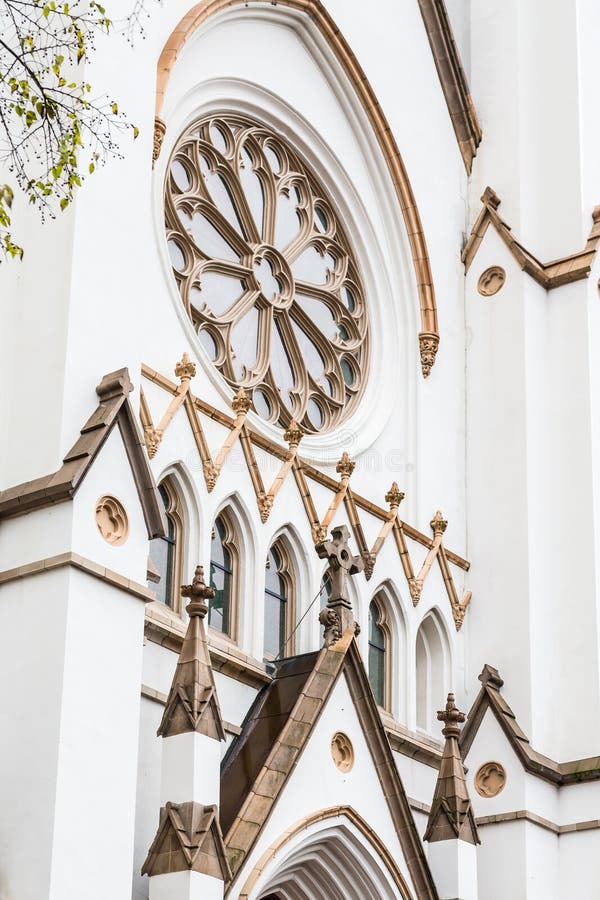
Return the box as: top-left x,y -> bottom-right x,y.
265,522 -> 313,655
152,2 -> 439,406
156,460 -> 202,584
208,490 -> 257,652
236,806 -> 414,900
369,580 -> 408,721
415,608 -> 451,734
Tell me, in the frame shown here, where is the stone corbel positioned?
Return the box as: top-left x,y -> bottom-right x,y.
204,388 -> 252,492
153,116 -> 166,167
408,510 -> 447,605
419,332 -> 440,378
365,482 -> 405,581
311,452 -> 355,543
257,421 -> 302,523
142,352 -> 196,459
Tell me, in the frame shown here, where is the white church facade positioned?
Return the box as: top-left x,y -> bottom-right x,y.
2,1 -> 600,898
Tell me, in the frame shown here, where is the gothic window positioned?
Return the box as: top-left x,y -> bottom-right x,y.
368,596 -> 390,709
319,570 -> 331,609
164,113 -> 370,434
416,613 -> 449,732
209,512 -> 237,638
147,480 -> 183,609
264,543 -> 294,660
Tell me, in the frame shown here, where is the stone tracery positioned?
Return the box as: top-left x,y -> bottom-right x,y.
164,113 -> 370,434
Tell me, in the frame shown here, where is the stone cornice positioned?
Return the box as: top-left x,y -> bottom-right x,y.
0,551 -> 154,602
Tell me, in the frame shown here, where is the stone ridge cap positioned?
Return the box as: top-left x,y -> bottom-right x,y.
460,665 -> 600,785
417,0 -> 482,174
0,367 -> 164,540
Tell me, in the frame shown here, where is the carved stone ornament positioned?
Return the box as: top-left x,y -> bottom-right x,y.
474,761 -> 507,798
418,331 -> 439,378
318,606 -> 341,647
95,495 -> 128,545
331,732 -> 355,773
477,265 -> 506,297
153,116 -> 166,167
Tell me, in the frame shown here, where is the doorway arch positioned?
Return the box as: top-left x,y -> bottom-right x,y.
236,806 -> 414,900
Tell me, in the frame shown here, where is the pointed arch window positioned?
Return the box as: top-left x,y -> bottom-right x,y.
416,613 -> 450,732
148,480 -> 183,609
209,512 -> 238,638
368,596 -> 390,709
319,570 -> 332,609
264,542 -> 295,660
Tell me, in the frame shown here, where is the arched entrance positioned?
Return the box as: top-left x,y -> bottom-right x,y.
237,807 -> 414,900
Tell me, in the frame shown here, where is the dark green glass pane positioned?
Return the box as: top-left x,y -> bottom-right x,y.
369,644 -> 385,706
209,564 -> 230,634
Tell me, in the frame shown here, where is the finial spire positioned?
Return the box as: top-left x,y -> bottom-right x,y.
424,692 -> 480,845
157,565 -> 225,741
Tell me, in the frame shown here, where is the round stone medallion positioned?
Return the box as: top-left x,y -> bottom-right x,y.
477,265 -> 506,296
96,495 -> 129,546
474,761 -> 506,798
331,732 -> 354,773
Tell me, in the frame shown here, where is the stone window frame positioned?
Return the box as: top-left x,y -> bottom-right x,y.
368,592 -> 392,712
263,538 -> 297,661
208,507 -> 240,642
164,111 -> 370,435
148,477 -> 185,612
415,610 -> 451,733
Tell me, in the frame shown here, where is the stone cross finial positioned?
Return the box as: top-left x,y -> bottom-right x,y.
316,524 -> 363,645
437,692 -> 466,739
181,565 -> 215,619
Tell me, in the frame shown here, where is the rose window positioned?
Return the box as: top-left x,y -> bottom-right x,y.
164,113 -> 369,434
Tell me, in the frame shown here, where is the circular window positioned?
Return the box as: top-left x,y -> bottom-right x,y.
164,113 -> 369,434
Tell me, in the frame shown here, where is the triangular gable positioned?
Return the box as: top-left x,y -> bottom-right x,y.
461,665 -> 600,786
460,664 -> 563,784
142,801 -> 232,881
0,368 -> 164,539
221,630 -> 438,899
462,188 -> 600,288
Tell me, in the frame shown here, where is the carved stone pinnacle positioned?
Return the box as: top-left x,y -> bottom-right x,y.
284,419 -> 302,449
175,352 -> 196,382
336,451 -> 355,479
232,387 -> 251,416
385,482 -> 404,509
430,510 -> 448,536
181,565 -> 215,618
437,692 -> 466,738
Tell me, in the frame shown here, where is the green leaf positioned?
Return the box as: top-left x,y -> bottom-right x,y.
60,198 -> 69,211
